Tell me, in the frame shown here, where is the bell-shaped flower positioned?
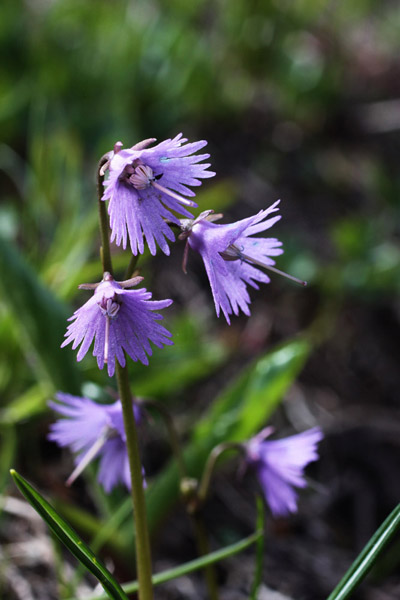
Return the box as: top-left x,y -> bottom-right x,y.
102,134 -> 215,256
61,273 -> 173,376
48,393 -> 144,493
245,427 -> 323,517
180,201 -> 306,324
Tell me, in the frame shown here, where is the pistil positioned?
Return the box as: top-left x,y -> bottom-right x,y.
66,427 -> 109,486
221,244 -> 307,286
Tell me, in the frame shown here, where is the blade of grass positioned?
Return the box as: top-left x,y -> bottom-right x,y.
327,503 -> 400,600
0,236 -> 81,393
10,470 -> 129,600
68,528 -> 263,600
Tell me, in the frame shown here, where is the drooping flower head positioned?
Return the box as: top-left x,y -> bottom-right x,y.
102,134 -> 215,256
62,273 -> 173,377
245,427 -> 323,517
48,393 -> 144,493
179,201 -> 306,324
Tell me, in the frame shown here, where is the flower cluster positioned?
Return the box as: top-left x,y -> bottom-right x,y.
63,134 -> 307,373
52,133 -> 321,517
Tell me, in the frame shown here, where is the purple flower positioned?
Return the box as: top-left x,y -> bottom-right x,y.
245,427 -> 323,517
102,135 -> 215,256
180,201 -> 306,324
48,393 -> 143,493
62,273 -> 173,377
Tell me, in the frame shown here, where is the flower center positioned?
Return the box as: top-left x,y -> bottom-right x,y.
128,164 -> 155,190
120,160 -> 197,208
99,297 -> 120,319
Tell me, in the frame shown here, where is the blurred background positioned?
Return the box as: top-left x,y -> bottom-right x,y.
1,1 -> 400,599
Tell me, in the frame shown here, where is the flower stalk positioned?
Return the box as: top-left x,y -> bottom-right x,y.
98,162 -> 154,600
116,363 -> 153,600
98,154 -> 113,274
197,442 -> 244,506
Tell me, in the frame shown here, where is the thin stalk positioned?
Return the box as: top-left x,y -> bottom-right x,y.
97,155 -> 113,274
98,159 -> 153,600
124,253 -> 140,280
192,513 -> 219,600
197,442 -> 244,505
187,442 -> 243,600
116,363 -> 153,600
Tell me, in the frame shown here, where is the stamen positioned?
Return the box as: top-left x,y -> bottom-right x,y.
128,161 -> 197,207
130,164 -> 155,190
66,428 -> 109,486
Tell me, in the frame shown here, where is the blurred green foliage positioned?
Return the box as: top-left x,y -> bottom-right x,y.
1,0 -> 399,402
1,0 -> 400,594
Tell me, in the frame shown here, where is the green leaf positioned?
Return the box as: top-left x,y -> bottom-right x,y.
195,337 -> 310,444
0,425 -> 16,493
146,338 -> 310,532
10,470 -> 129,600
0,382 -> 53,425
327,503 -> 400,600
0,236 -> 80,394
69,528 -> 263,600
127,312 -> 228,398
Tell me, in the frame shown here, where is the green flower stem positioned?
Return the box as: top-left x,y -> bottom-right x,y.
192,513 -> 219,600
97,160 -> 153,600
197,442 -> 244,506
97,155 -> 113,274
184,442 -> 243,600
124,253 -> 140,280
116,363 -> 153,600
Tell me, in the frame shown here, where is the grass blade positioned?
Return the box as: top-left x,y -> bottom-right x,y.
0,236 -> 80,393
10,470 -> 128,600
71,528 -> 263,600
327,503 -> 400,600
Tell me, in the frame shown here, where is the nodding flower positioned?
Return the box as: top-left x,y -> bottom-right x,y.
62,272 -> 173,377
245,427 -> 323,517
48,393 -> 145,493
179,201 -> 306,324
102,134 -> 215,256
